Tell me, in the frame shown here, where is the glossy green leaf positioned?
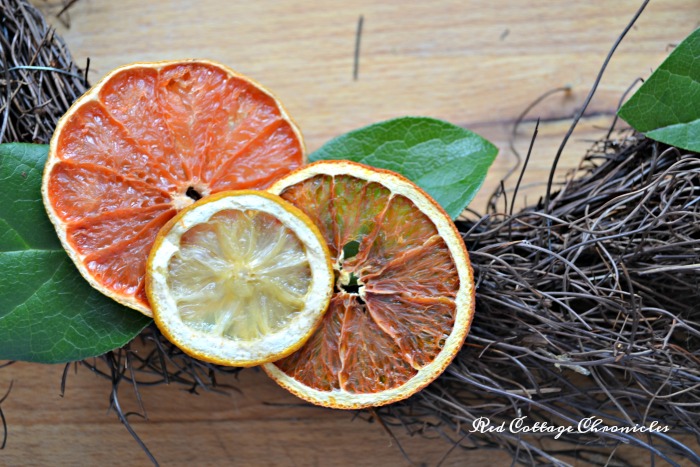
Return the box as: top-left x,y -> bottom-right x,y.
309,117 -> 498,218
618,28 -> 700,152
0,143 -> 151,363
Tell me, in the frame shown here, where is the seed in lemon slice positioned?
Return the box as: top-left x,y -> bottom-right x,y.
262,161 -> 475,408
146,190 -> 334,367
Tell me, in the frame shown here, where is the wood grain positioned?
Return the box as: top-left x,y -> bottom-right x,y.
2,0 -> 699,465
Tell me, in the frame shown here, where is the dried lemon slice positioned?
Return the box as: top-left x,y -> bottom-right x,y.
146,190 -> 333,367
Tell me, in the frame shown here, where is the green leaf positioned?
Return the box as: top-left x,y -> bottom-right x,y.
0,143 -> 151,364
309,117 -> 498,218
618,28 -> 700,152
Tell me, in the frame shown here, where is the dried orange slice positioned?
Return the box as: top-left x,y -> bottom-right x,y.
262,161 -> 475,408
146,190 -> 334,367
41,59 -> 304,316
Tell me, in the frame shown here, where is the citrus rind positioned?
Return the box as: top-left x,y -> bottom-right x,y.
262,160 -> 475,409
41,59 -> 305,316
146,190 -> 334,367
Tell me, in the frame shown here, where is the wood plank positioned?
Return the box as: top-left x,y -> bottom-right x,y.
1,361 -> 513,465
35,0 -> 700,212
3,0 -> 699,464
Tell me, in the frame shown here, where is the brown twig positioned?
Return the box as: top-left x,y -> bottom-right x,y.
0,0 -> 88,144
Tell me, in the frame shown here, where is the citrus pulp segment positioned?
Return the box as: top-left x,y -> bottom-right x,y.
262,161 -> 475,408
42,59 -> 305,315
146,191 -> 334,367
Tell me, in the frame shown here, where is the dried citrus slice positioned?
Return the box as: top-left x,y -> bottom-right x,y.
42,59 -> 304,316
146,190 -> 334,366
262,161 -> 475,408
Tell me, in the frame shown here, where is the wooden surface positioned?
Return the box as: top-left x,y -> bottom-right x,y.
2,0 -> 700,465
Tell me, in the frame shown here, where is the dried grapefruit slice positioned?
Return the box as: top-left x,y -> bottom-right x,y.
42,60 -> 304,316
262,161 -> 475,408
146,191 -> 334,367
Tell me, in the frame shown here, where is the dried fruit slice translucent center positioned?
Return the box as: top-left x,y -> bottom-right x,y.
167,209 -> 312,340
264,162 -> 474,409
43,60 -> 304,315
147,191 -> 334,367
